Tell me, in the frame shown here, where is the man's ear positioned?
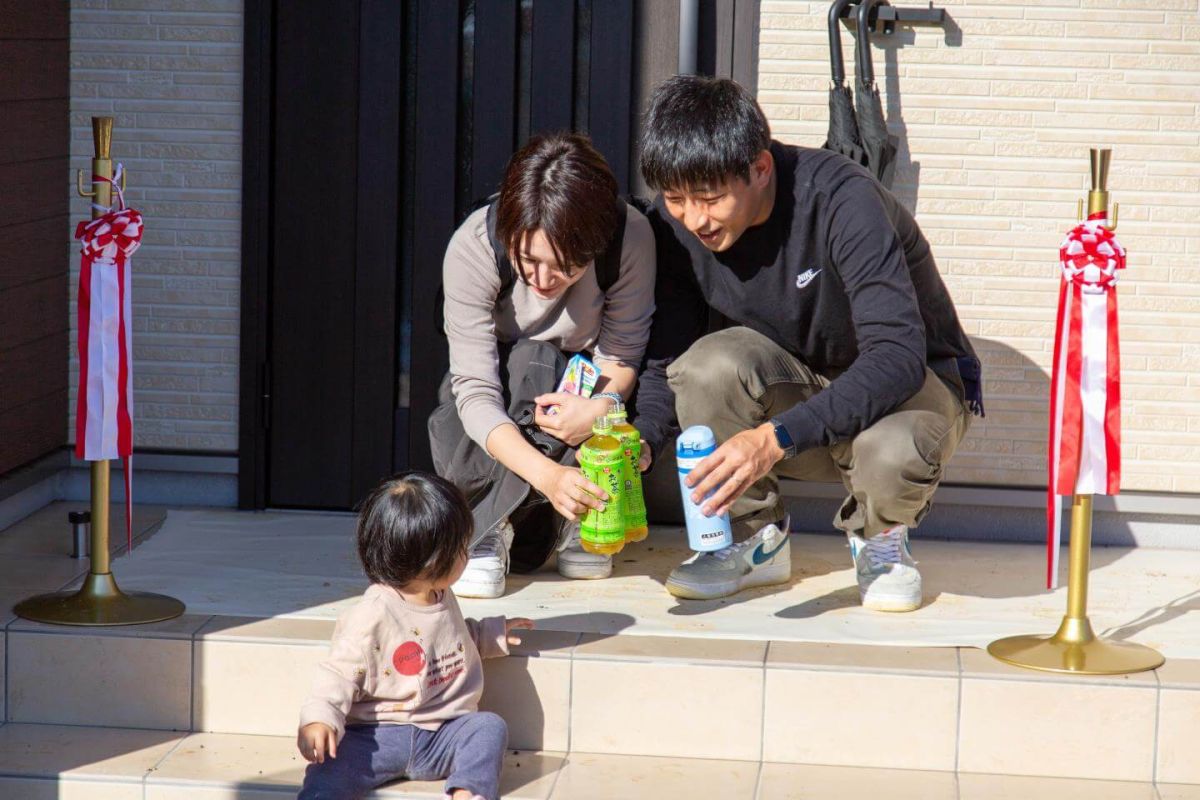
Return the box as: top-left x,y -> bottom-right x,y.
751,148 -> 774,189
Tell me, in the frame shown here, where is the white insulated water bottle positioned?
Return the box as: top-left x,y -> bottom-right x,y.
676,425 -> 734,552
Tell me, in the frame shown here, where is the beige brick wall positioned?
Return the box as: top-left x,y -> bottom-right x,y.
68,0 -> 242,453
759,0 -> 1200,492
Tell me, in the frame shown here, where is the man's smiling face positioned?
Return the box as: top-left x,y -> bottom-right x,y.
660,150 -> 774,253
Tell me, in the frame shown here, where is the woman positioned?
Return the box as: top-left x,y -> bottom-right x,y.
430,132 -> 656,598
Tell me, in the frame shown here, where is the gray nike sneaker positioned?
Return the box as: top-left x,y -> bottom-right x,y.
848,524 -> 922,612
665,518 -> 791,600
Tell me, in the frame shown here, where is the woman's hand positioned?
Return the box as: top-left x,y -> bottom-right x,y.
505,617 -> 535,646
534,393 -> 613,446
297,722 -> 338,763
535,463 -> 608,522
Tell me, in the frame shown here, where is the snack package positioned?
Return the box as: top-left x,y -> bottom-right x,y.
547,354 -> 599,415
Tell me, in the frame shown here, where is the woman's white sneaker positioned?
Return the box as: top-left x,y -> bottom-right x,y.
849,524 -> 922,612
452,520 -> 515,599
556,522 -> 613,580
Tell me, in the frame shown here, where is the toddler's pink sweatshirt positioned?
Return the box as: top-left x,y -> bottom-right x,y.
300,584 -> 508,740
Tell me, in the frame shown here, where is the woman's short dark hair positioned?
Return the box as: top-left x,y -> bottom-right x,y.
639,75 -> 771,192
496,132 -> 619,276
356,472 -> 473,588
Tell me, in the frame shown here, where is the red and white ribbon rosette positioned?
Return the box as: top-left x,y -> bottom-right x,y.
75,168 -> 142,551
1046,211 -> 1125,589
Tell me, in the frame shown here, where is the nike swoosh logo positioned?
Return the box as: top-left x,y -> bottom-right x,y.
752,535 -> 789,565
795,269 -> 821,289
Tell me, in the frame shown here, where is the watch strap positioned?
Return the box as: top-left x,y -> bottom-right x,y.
770,418 -> 797,460
594,391 -> 622,407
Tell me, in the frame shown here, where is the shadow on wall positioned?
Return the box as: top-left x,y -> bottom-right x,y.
646,333 -> 1181,552
866,13 -> 964,212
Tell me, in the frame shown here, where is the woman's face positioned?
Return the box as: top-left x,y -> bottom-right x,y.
514,229 -> 589,300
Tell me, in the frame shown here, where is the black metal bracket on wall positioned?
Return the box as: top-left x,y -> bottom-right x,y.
835,0 -> 945,36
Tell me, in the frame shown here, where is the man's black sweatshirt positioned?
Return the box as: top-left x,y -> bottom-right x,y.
633,141 -> 983,461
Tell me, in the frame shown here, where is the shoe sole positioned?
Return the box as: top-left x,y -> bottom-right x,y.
557,560 -> 613,580
860,589 -> 923,612
665,561 -> 791,601
862,597 -> 922,612
453,578 -> 506,599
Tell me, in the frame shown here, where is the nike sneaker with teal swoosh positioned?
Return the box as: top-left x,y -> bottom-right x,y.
665,517 -> 791,600
849,524 -> 922,612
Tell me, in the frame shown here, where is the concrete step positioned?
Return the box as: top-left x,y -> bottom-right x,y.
3,615 -> 1200,785
0,723 -> 1192,799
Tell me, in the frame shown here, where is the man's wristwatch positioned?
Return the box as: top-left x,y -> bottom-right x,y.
769,418 -> 797,460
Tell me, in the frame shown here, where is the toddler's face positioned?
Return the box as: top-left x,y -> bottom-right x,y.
431,547 -> 471,591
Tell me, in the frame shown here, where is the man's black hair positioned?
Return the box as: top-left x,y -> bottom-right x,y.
639,75 -> 771,192
356,472 -> 473,588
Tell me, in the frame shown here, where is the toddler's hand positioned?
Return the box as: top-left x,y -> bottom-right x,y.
297,722 -> 338,764
505,617 -> 535,646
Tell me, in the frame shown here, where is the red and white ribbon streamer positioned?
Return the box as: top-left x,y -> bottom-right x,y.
75,166 -> 141,550
1046,211 -> 1125,589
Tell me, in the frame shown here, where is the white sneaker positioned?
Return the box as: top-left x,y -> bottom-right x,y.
849,524 -> 922,612
452,520 -> 515,599
556,521 -> 613,580
665,518 -> 791,600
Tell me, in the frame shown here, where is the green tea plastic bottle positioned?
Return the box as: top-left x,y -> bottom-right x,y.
578,415 -> 626,556
608,402 -> 648,544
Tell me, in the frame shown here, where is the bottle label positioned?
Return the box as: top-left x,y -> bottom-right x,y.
580,448 -> 625,545
677,464 -> 733,551
618,432 -> 647,530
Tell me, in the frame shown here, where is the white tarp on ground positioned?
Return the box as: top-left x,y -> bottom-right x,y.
109,509 -> 1200,657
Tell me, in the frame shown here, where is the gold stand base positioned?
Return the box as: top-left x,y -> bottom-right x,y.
989,617 -> 1164,675
14,573 -> 185,627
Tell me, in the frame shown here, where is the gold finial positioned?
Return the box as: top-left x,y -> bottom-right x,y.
1089,148 -> 1110,192
1086,148 -> 1115,227
93,117 -> 113,160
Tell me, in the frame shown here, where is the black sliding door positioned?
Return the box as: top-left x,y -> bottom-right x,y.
240,0 -> 759,509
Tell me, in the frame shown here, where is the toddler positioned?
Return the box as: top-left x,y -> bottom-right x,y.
297,472 -> 533,800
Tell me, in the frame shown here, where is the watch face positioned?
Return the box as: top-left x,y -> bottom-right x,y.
773,422 -> 794,451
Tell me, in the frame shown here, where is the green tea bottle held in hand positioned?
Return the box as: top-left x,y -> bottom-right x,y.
608,402 -> 648,544
579,415 -> 625,556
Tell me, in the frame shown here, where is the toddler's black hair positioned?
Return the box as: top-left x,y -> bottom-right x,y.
356,472 -> 473,588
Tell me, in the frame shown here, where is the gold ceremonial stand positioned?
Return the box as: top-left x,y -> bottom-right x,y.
988,150 -> 1162,676
14,117 -> 185,626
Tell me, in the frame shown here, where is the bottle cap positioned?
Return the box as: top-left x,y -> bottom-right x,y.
592,415 -> 613,434
677,425 -> 717,458
608,400 -> 627,419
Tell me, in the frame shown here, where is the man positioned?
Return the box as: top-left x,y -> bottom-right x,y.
633,76 -> 983,612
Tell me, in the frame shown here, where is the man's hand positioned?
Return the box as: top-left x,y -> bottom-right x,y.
534,393 -> 614,447
297,722 -> 338,764
535,464 -> 609,522
505,617 -> 535,646
684,423 -> 784,517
